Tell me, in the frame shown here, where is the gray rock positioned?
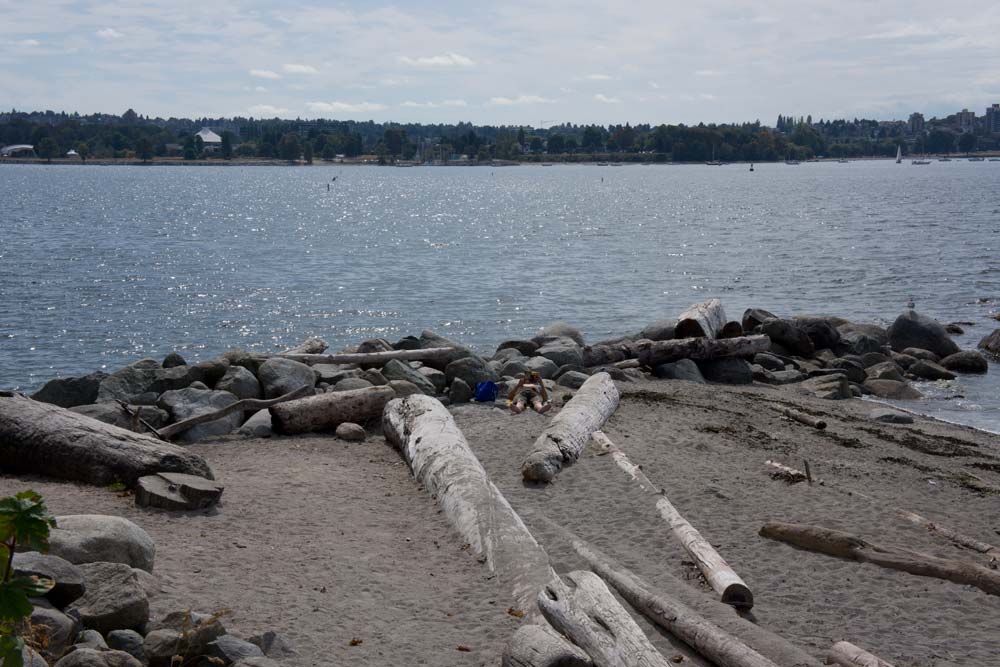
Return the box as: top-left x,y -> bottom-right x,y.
381,360 -> 436,395
107,629 -> 145,661
32,605 -> 77,659
860,352 -> 890,368
53,648 -> 142,667
863,379 -> 923,399
652,359 -> 705,383
332,377 -> 374,392
536,339 -> 584,368
795,317 -> 841,350
770,369 -> 807,384
798,374 -> 851,400
978,329 -> 1000,358
534,322 -> 585,347
890,352 -> 919,369
639,318 -> 676,341
135,472 -> 224,511
449,378 -> 473,404
761,319 -> 814,357
360,368 -> 389,386
248,630 -> 296,658
215,365 -> 261,400
524,356 -> 559,380
237,410 -> 273,438
945,323 -> 965,335
556,371 -> 590,389
15,646 -> 49,667
939,351 -> 989,374
901,347 -> 940,362
753,353 -> 786,372
335,422 -> 366,441
96,359 -> 224,403
75,629 -> 109,650
837,322 -> 889,345
741,308 -> 778,332
257,358 -> 315,399
888,310 -> 961,358
826,358 -> 866,384
130,568 -> 161,599
865,361 -> 904,382
417,367 -> 447,393
392,335 -> 422,350
553,364 -> 588,379
418,330 -> 477,370
188,381 -> 209,390
311,364 -> 358,385
30,371 -> 108,408
147,609 -> 224,636
129,392 -> 160,406
495,340 -> 539,357
357,338 -> 393,354
233,659 -> 281,667
445,357 -> 500,390
65,562 -> 149,634
909,359 -> 957,381
697,358 -> 753,385
870,408 -> 915,424
500,359 -> 530,378
839,331 -> 883,356
161,352 -> 186,368
69,403 -> 169,431
588,366 -> 630,382
157,387 -> 241,443
751,365 -> 776,384
142,629 -> 181,667
389,380 -> 423,398
208,635 -> 265,663
49,515 -> 155,572
14,551 -> 86,607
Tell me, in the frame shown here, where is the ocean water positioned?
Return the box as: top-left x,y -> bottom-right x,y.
1,161 -> 998,430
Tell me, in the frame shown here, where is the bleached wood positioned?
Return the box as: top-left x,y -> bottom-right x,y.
270,346 -> 457,366
826,641 -> 894,667
676,299 -> 728,339
594,431 -> 753,610
281,337 -> 328,354
521,373 -> 620,483
779,407 -> 827,430
502,625 -> 592,667
636,335 -> 770,368
270,385 -> 395,434
157,384 -> 311,440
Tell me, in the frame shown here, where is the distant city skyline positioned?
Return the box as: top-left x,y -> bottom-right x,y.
2,1 -> 999,125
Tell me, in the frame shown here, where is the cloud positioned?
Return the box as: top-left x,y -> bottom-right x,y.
248,104 -> 290,116
398,52 -> 475,67
488,94 -> 553,106
95,28 -> 123,39
250,69 -> 281,79
254,86 -> 268,92
649,81 -> 661,89
594,93 -> 621,104
863,24 -> 939,40
283,63 -> 318,74
584,74 -> 612,80
695,69 -> 722,77
306,101 -> 387,113
17,39 -> 40,47
401,99 -> 468,108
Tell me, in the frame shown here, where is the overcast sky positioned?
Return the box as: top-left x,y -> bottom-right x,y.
2,0 -> 999,126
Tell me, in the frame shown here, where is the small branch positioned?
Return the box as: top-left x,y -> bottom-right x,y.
157,384 -> 312,440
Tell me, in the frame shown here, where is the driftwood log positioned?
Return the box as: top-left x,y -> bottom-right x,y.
270,385 -> 395,434
827,641 -> 894,667
522,373 -> 620,483
594,431 -> 753,610
0,394 -> 213,486
675,299 -> 728,339
779,407 -> 827,430
582,340 -> 646,368
765,460 -> 814,484
503,625 -> 591,667
538,570 -> 672,667
719,321 -> 745,338
157,384 -> 311,440
280,337 -> 328,355
636,335 -> 770,368
760,521 -> 1000,597
270,346 -> 458,366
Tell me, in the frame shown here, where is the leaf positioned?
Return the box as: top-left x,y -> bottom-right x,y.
456,645 -> 472,652
0,634 -> 25,667
348,638 -> 362,647
0,491 -> 56,553
0,576 -> 54,621
506,607 -> 525,618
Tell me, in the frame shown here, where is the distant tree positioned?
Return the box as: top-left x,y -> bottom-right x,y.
37,137 -> 59,162
564,136 -> 578,152
257,142 -> 275,158
237,143 -> 257,157
220,131 -> 235,159
613,124 -> 635,152
122,108 -> 139,124
183,135 -> 197,160
958,132 -> 977,154
925,129 -> 955,154
476,145 -> 491,162
136,136 -> 154,162
383,128 -> 406,158
529,136 -> 544,152
582,126 -> 604,151
517,127 -> 526,146
322,143 -> 337,161
278,133 -> 301,161
74,141 -> 90,162
193,135 -> 204,157
374,140 -> 388,165
303,141 -> 314,164
547,134 -> 565,153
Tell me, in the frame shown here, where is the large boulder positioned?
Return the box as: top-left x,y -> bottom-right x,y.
161,352 -> 186,368
69,403 -> 169,431
979,329 -> 1000,359
208,635 -> 266,664
418,330 -> 477,370
65,562 -> 149,635
53,648 -> 143,667
865,361 -> 904,382
870,408 -> 915,424
13,551 -> 86,607
448,378 -> 473,404
887,310 -> 960,358
499,358 -> 530,378
215,365 -> 261,400
417,367 -> 447,393
257,358 -> 315,399
652,359 -> 705,383
742,308 -> 778,332
536,339 -> 584,368
761,319 -> 814,357
837,322 -> 889,345
96,359 -> 228,403
838,331 -> 883,356
237,410 -> 273,438
697,358 -> 753,385
909,360 -> 957,381
533,322 -> 585,347
863,379 -> 923,399
495,340 -> 539,357
798,374 -> 851,400
311,365 -> 359,385
556,371 -> 590,389
31,605 -> 77,660
753,353 -> 786,372
389,380 -> 424,398
135,473 -> 224,511
157,387 -> 241,443
826,358 -> 866,384
445,356 -> 499,390
335,422 -> 366,441
902,347 -> 940,362
939,351 -> 989,374
639,319 -> 676,341
524,356 -> 559,380
30,371 -> 108,408
795,317 -> 841,350
49,515 -> 155,572
381,359 -> 436,395
332,377 -> 374,392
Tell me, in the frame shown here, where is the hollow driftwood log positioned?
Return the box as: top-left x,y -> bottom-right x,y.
270,346 -> 457,366
0,394 -> 213,486
826,641 -> 894,667
522,373 -> 620,483
636,335 -> 770,368
779,408 -> 827,430
281,337 -> 328,355
594,431 -> 753,610
270,385 -> 395,434
538,570 -> 672,667
719,321 -> 745,339
157,384 -> 311,440
675,299 -> 728,339
503,625 -> 591,667
760,521 -> 1000,596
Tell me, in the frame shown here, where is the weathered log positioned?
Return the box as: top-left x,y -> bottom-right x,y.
827,641 -> 894,667
636,335 -> 770,368
157,384 -> 311,440
779,407 -> 827,430
281,336 -> 328,355
594,431 -> 753,610
719,321 -> 745,339
760,521 -> 1000,596
582,340 -> 646,367
271,346 -> 457,366
503,625 -> 592,667
765,460 -> 814,484
270,385 -> 395,434
0,394 -> 213,486
675,299 -> 728,339
538,570 -> 672,667
522,373 -> 620,483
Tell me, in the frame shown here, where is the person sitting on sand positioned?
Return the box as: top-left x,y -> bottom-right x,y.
508,371 -> 551,414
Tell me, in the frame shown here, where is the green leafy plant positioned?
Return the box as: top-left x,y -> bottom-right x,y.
0,491 -> 56,667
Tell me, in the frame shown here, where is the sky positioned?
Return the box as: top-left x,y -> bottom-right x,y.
2,0 -> 999,127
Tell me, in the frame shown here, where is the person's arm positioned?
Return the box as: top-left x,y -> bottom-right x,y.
508,377 -> 525,401
537,380 -> 549,403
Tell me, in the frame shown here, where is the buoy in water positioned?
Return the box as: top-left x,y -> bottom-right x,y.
750,163 -> 755,172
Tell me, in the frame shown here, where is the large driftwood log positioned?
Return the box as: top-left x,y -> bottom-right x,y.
503,625 -> 591,667
270,346 -> 457,366
157,384 -> 311,440
760,521 -> 1000,596
636,335 -> 770,368
270,386 -> 394,434
522,373 -> 620,483
675,299 -> 728,339
827,641 -> 894,667
593,431 -> 753,610
538,570 -> 672,667
280,337 -> 328,355
0,394 -> 213,486
582,340 -> 646,368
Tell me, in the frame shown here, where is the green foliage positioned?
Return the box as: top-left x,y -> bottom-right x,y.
958,132 -> 977,153
73,141 -> 90,162
136,136 -> 154,162
36,137 -> 59,162
220,131 -> 235,160
303,141 -> 314,164
278,133 -> 301,161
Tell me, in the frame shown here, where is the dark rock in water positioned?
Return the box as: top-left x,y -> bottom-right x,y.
30,371 -> 108,408
448,378 -> 473,404
977,329 -> 1000,359
826,358 -> 866,384
753,353 -> 785,372
870,408 -> 915,424
742,308 -> 777,332
161,352 -> 186,368
536,339 -> 584,368
909,360 -> 957,381
393,335 -> 422,351
357,338 -> 393,354
135,473 -> 224,511
257,358 -> 315,399
157,387 -> 241,443
901,347 -> 940,362
837,322 -> 888,345
860,352 -> 890,368
524,356 -> 559,379
14,551 -> 86,607
761,319 -> 814,357
865,361 -> 904,382
70,403 -> 169,431
939,351 -> 988,374
31,605 -> 77,660
419,330 -> 477,370
888,310 -> 960,358
54,647 -> 143,666
445,356 -> 499,390
890,352 -> 918,369
652,359 -> 705,383
209,635 -> 266,664
107,629 -> 145,662
66,562 -> 149,635
639,319 -> 677,342
863,379 -> 923,399
945,323 -> 965,335
795,317 -> 841,350
49,515 -> 155,572
556,371 -> 589,389
697,358 -> 753,385
215,365 -> 261,400
533,322 -> 585,347
496,340 -> 539,357
838,331 -> 883,356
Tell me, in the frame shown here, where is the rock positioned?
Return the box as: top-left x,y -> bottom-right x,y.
356,338 -> 393,354
248,630 -> 296,658
448,378 -> 473,404
909,359 -> 957,381
826,358 -> 866,384
492,348 -> 528,364
499,359 -> 530,378
534,322 -> 585,347
53,648 -> 143,667
97,359 -> 228,403
742,308 -> 778,332
381,359 -> 437,395
639,319 -> 677,341
417,367 -> 447,393
890,352 -> 918,369
863,379 -> 923,399
49,516 -> 153,573
553,364 -> 588,379
107,629 -> 145,662
30,371 -> 108,408
15,646 -> 49,667
939,351 -> 989,374
524,356 -> 559,380
69,403 -> 169,431
233,659 -> 281,667
761,319 -> 814,357
751,365 -> 776,383
257,358 -> 315,399
697,358 -> 753,385
978,329 -> 1000,358
131,568 -> 161,599
335,422 -> 366,441
812,348 -> 837,364
753,353 -> 785,372
359,369 -> 388,386
75,629 -> 109,650
901,347 -> 940,362
388,380 -> 424,398
589,366 -> 630,382
142,629 -> 182,667
865,361 -> 904,382
556,371 -> 590,389
798,374 -> 851,400
208,635 -> 266,663
144,611 -> 225,665
310,365 -> 357,385
859,352 -> 890,368
215,366 -> 261,400
837,322 -> 888,345
188,381 -> 209,390
444,356 -> 499,390
535,339 -> 584,368
652,359 -> 705,383
237,410 -> 273,438
129,392 -> 160,406
13,551 -> 86,607
156,387 -> 241,443
870,408 -> 915,424
795,317 -> 841,350
161,352 -> 186,368
65,562 -> 149,634
135,473 -> 224,511
32,605 -> 77,659
332,377 -> 374,392
418,330 -> 477,370
888,310 -> 960,358
945,323 -> 965,335
838,330 -> 883,356
495,340 -> 539,356
770,369 -> 807,384
392,335 -> 421,350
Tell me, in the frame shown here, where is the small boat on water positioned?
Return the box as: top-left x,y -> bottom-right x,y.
837,158 -> 849,163
784,159 -> 800,165
541,162 -> 554,166
912,159 -> 931,165
749,163 -> 754,171
968,157 -> 985,162
895,145 -> 902,164
989,158 -> 1000,162
938,157 -> 952,162
597,161 -> 610,166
